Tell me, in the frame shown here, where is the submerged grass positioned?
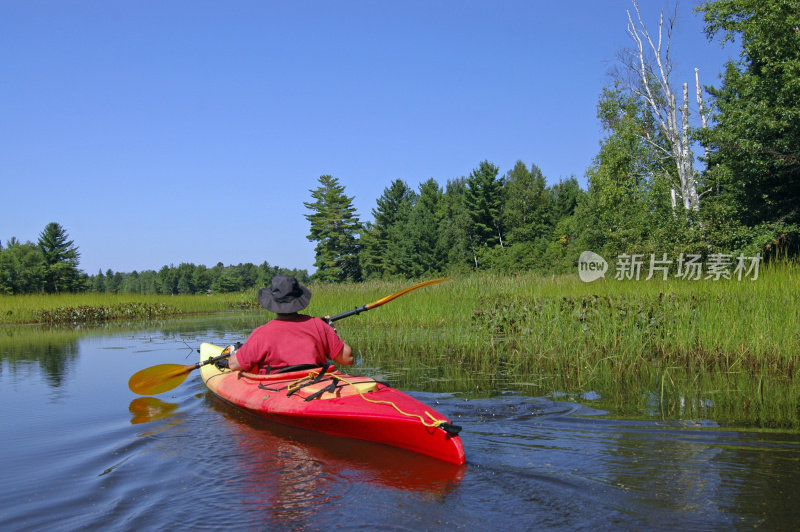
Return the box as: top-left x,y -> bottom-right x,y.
1,266 -> 798,427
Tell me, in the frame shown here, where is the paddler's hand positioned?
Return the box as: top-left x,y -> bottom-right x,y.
324,315 -> 337,333
216,343 -> 240,369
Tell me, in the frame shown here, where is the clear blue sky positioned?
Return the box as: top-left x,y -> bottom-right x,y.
1,1 -> 735,275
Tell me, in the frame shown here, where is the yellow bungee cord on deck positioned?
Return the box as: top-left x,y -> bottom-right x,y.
287,369 -> 459,432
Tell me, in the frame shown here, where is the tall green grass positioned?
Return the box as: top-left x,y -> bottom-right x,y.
319,267 -> 799,428
2,267 -> 798,427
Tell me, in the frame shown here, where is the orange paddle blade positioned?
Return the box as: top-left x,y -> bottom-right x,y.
128,363 -> 195,395
129,397 -> 180,424
365,278 -> 450,310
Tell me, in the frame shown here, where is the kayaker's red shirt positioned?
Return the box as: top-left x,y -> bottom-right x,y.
235,315 -> 344,374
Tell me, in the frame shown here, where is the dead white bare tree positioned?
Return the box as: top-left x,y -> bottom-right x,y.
619,0 -> 711,214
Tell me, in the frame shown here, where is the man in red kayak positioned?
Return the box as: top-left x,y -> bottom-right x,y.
226,275 -> 353,373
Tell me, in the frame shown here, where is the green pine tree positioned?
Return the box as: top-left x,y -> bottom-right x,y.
91,269 -> 106,293
464,161 -> 505,267
304,175 -> 363,282
401,178 -> 445,277
438,178 -> 474,271
38,222 -> 82,293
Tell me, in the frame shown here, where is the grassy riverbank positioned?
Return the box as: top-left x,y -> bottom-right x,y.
2,267 -> 798,428
0,292 -> 258,324
312,267 -> 800,429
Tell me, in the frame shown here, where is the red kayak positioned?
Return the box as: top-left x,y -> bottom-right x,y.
199,343 -> 466,465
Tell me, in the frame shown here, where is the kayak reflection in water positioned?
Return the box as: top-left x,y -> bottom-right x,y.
225,275 -> 354,374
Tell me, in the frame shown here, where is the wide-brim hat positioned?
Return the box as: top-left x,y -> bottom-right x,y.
257,275 -> 312,313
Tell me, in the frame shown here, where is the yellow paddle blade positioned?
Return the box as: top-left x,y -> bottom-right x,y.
365,278 -> 450,310
128,363 -> 195,395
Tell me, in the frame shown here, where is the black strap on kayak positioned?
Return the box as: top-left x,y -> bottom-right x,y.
312,362 -> 332,383
286,362 -> 333,397
258,383 -> 289,392
285,379 -> 314,397
304,377 -> 340,402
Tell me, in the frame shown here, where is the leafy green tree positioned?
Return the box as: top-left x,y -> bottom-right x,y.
176,263 -> 194,295
255,262 -> 278,287
237,263 -> 259,289
177,275 -> 191,295
577,85 -> 680,258
542,209 -> 584,273
193,265 -> 212,294
209,262 -> 225,290
502,161 -> 551,245
697,0 -> 800,228
38,222 -> 82,293
304,175 -> 363,282
156,265 -> 178,295
286,268 -> 311,284
137,270 -> 158,294
211,268 -> 242,293
0,238 -> 46,294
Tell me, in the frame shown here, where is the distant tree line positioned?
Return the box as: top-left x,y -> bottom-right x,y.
88,262 -> 310,295
304,167 -> 587,282
0,222 -> 308,295
304,0 -> 799,283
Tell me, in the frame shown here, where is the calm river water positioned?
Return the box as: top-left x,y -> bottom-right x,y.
1,314 -> 798,531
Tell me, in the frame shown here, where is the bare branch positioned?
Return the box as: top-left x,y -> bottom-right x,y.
695,68 -> 709,130
622,0 -> 702,213
626,7 -> 671,137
